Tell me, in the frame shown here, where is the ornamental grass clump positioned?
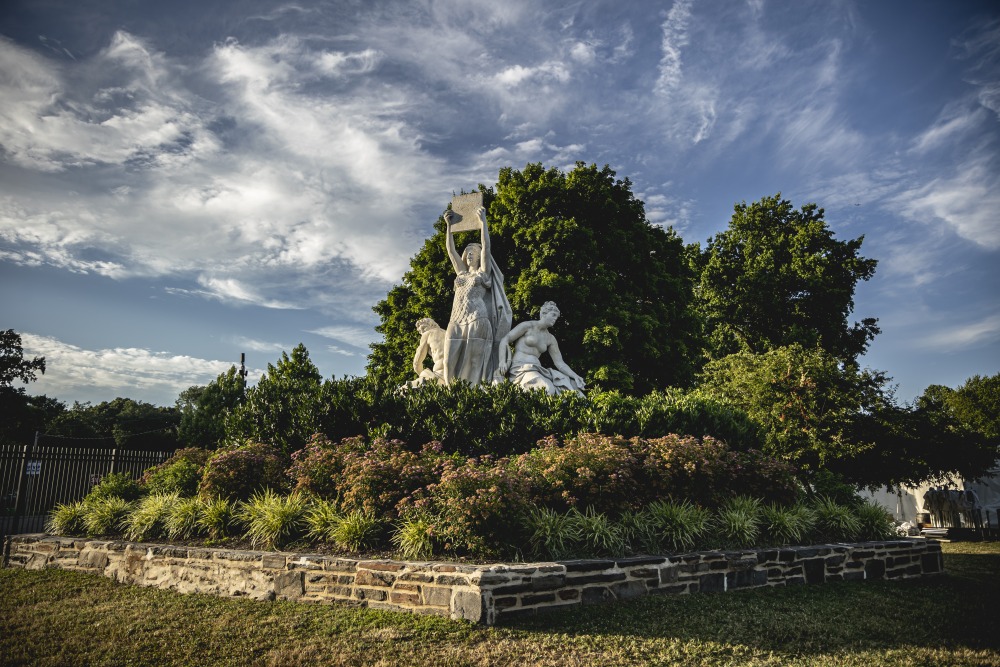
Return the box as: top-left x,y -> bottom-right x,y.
854,498 -> 896,541
636,499 -> 711,554
713,495 -> 763,549
46,501 -> 88,536
197,497 -> 234,540
566,506 -> 628,558
165,496 -> 205,539
812,495 -> 862,542
238,490 -> 309,549
391,513 -> 436,560
304,498 -> 343,542
332,510 -> 382,551
761,502 -> 815,546
524,505 -> 577,559
124,493 -> 179,542
83,496 -> 133,536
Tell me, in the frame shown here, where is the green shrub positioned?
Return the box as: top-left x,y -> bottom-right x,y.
199,442 -> 287,501
761,502 -> 815,546
197,497 -> 234,539
812,496 -> 861,542
331,510 -> 382,551
524,505 -> 577,560
391,513 -> 436,560
237,490 -> 309,549
124,493 -> 179,542
141,448 -> 211,497
46,501 -> 88,536
855,499 -> 895,541
86,472 -> 142,503
304,498 -> 343,542
636,499 -> 712,554
566,506 -> 628,558
83,496 -> 133,536
713,496 -> 763,549
165,496 -> 205,539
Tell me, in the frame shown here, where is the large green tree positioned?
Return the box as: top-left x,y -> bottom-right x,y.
0,329 -> 64,445
368,163 -> 701,393
225,344 -> 324,454
695,194 -> 879,363
176,366 -> 245,449
46,398 -> 180,450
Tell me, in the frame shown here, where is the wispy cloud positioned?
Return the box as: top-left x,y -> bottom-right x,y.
21,333 -> 261,406
915,313 -> 1000,351
307,325 -> 377,351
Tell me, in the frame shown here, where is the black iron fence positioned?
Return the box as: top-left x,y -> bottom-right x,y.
1,433 -> 175,543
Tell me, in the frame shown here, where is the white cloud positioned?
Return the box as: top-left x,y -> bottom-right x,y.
655,0 -> 693,95
916,314 -> 1000,351
21,333 -> 261,406
307,325 -> 377,350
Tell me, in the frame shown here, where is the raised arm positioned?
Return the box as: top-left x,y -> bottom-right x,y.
443,210 -> 463,274
477,207 -> 490,273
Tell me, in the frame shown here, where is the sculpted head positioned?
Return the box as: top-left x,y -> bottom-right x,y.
540,301 -> 560,325
462,243 -> 482,271
416,317 -> 439,334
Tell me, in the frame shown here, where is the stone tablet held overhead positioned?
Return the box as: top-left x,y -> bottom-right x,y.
449,192 -> 484,232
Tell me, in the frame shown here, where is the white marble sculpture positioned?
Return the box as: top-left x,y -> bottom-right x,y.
497,301 -> 585,395
409,317 -> 447,387
442,205 -> 513,385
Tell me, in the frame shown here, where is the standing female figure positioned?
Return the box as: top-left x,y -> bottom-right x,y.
442,206 -> 512,385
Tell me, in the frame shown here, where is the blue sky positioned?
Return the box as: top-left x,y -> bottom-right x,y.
1,0 -> 997,407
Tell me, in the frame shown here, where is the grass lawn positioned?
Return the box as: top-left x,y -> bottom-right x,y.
1,541 -> 998,666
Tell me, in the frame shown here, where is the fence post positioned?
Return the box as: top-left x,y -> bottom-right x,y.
11,431 -> 38,537
110,448 -> 118,476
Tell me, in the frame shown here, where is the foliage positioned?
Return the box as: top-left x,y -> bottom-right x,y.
946,373 -> 1000,441
140,448 -> 211,496
46,501 -> 88,536
196,497 -> 234,540
811,496 -> 861,542
694,194 -> 879,363
46,398 -> 180,450
86,472 -> 143,503
524,505 -> 577,560
391,513 -> 436,560
368,162 -> 702,393
165,496 -> 205,539
330,510 -> 382,552
304,498 -> 343,542
0,329 -> 45,387
124,493 -> 179,542
237,490 -> 309,550
712,495 -> 763,549
854,499 -> 896,541
177,366 -> 245,449
634,499 -> 712,554
761,503 -> 815,546
698,344 -> 884,475
225,344 -> 324,455
565,506 -> 628,557
82,496 -> 133,536
198,442 -> 287,502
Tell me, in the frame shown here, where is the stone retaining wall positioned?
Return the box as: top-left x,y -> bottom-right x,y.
2,534 -> 943,625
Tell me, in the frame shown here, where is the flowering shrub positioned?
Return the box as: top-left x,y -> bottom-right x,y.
198,442 -> 287,501
405,455 -> 532,557
511,434 -> 642,513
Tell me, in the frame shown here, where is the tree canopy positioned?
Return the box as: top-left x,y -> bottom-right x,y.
176,366 -> 245,449
368,162 -> 701,393
694,195 -> 879,363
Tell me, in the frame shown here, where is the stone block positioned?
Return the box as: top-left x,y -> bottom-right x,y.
436,575 -> 470,586
699,572 -> 725,593
261,554 -> 286,570
921,552 -> 942,574
359,560 -> 405,572
627,567 -> 660,579
531,574 -> 566,591
451,590 -> 486,623
843,570 -> 865,582
558,589 -> 580,601
355,570 -> 395,587
566,572 -> 627,586
355,587 -> 388,602
616,556 -> 666,567
80,549 -> 109,570
563,559 -> 615,572
274,570 -> 304,599
659,567 -> 678,584
650,583 -> 689,595
491,583 -> 532,595
390,590 -> 421,606
581,586 -> 613,605
612,580 -> 647,600
864,559 -> 885,580
522,592 -> 556,606
423,586 -> 452,607
804,559 -> 825,584
399,572 -> 434,583
494,596 -> 519,609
